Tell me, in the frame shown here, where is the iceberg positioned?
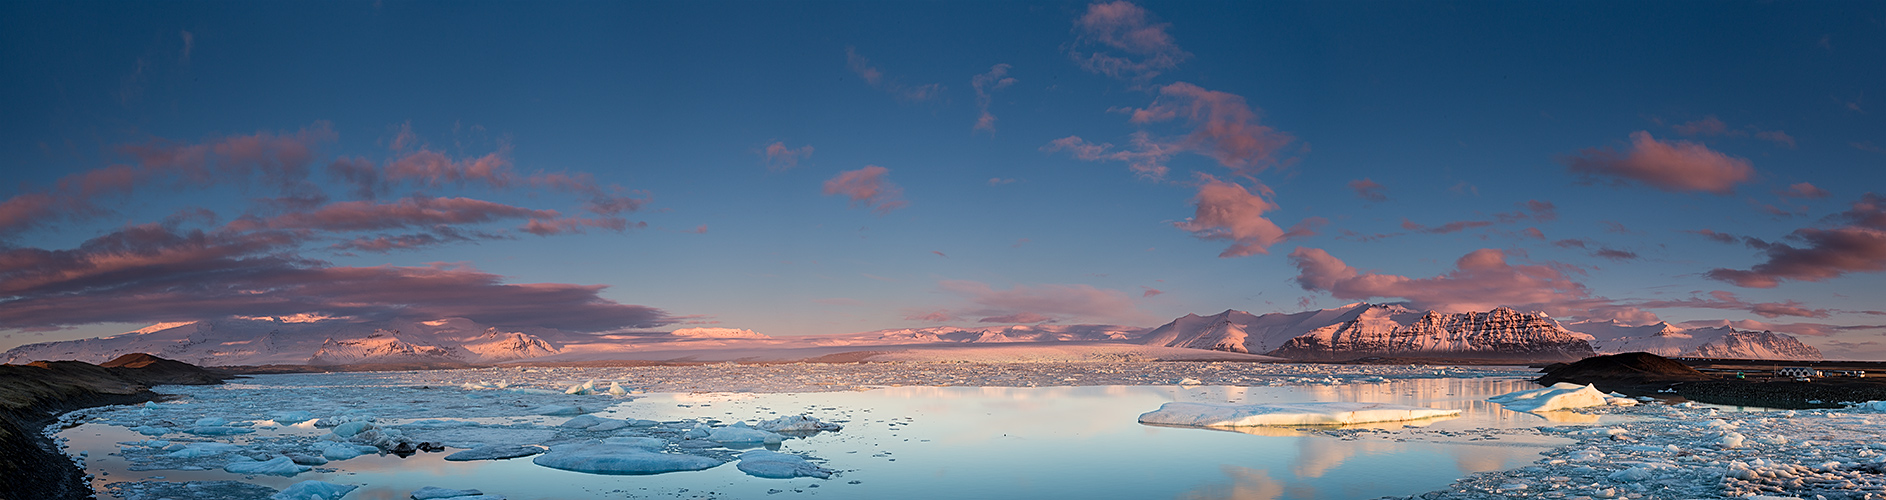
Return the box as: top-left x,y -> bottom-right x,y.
736,450 -> 834,479
1487,383 -> 1610,412
271,480 -> 357,500
532,441 -> 722,475
1137,402 -> 1461,427
412,486 -> 487,499
707,422 -> 786,444
166,442 -> 244,458
601,436 -> 666,450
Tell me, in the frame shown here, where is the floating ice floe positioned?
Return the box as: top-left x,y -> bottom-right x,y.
224,456 -> 312,476
707,422 -> 787,444
531,441 -> 723,475
1486,382 -> 1626,413
271,480 -> 356,500
1137,402 -> 1461,427
531,404 -> 596,416
320,442 -> 379,461
444,444 -> 544,461
756,415 -> 843,433
411,486 -> 504,499
736,450 -> 835,479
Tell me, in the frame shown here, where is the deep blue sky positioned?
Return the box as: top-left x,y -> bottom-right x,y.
4,1 -> 1885,357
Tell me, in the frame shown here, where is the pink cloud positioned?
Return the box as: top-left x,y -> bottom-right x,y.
1289,247 -> 1589,313
761,142 -> 814,171
1141,286 -> 1164,297
1690,229 -> 1743,244
2,123 -> 339,237
1565,131 -> 1755,194
1401,218 -> 1494,234
939,279 -> 1154,325
0,224 -> 668,331
1068,1 -> 1189,82
1172,175 -> 1290,257
972,64 -> 1017,132
1521,228 -> 1545,240
1130,82 -> 1296,175
1348,178 -> 1387,202
822,166 -> 908,214
1707,193 -> 1886,287
238,196 -> 557,232
1756,130 -> 1797,149
384,148 -> 516,189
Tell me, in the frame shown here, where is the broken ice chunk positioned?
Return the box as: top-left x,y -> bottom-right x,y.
1487,383 -> 1609,413
444,445 -> 544,461
737,450 -> 835,479
756,415 -> 843,433
531,441 -> 722,475
1137,402 -> 1461,427
224,456 -> 312,476
559,415 -> 608,429
707,422 -> 786,444
271,480 -> 357,500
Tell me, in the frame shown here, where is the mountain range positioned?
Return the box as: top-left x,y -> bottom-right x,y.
2,303 -> 1822,366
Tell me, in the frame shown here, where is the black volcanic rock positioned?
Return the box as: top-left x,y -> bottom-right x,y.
101,353 -> 229,385
1,355 -> 224,500
1536,352 -> 1715,393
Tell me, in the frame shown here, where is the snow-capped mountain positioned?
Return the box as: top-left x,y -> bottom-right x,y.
1,317 -> 571,366
1270,307 -> 1595,361
1141,303 -> 1824,361
1565,320 -> 1823,360
827,324 -> 1143,345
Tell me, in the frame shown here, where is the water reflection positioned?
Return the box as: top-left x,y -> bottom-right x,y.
66,376 -> 1599,500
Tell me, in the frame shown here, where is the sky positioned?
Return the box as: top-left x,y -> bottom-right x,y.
3,1 -> 1885,358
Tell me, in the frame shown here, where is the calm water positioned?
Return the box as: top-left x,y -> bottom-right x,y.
62,375 -> 1614,500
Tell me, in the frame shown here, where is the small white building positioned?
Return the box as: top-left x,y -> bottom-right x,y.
1778,367 -> 1821,378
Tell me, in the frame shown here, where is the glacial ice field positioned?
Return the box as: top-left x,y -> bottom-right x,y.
41,361 -> 1886,499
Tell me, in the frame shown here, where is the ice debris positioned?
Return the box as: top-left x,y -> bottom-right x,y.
756,415 -> 842,432
601,436 -> 667,449
1137,401 -> 1461,427
737,450 -> 835,479
1486,382 -> 1610,413
224,456 -> 312,476
532,440 -> 723,475
271,480 -> 357,500
166,442 -> 243,458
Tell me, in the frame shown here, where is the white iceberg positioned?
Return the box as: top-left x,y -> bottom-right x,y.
531,441 -> 722,475
271,480 -> 357,500
224,456 -> 312,476
1487,383 -> 1610,413
736,450 -> 834,479
601,436 -> 666,449
1137,402 -> 1461,427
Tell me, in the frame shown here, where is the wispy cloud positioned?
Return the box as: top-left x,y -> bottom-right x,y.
761,142 -> 814,171
1067,1 -> 1189,83
1348,178 -> 1387,202
971,64 -> 1017,133
845,47 -> 942,102
1289,247 -> 1589,313
1172,175 -> 1295,257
